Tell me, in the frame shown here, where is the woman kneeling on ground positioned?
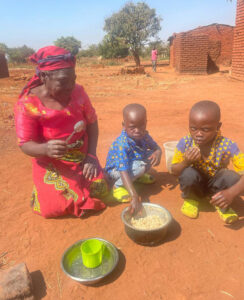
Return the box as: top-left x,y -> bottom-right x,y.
15,46 -> 108,218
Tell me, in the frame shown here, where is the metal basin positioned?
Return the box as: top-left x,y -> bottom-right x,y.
121,203 -> 172,245
61,238 -> 119,285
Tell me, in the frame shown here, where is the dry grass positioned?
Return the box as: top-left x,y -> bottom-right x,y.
0,252 -> 8,269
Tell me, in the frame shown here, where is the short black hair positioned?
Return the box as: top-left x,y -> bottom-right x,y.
190,100 -> 221,122
123,103 -> 146,119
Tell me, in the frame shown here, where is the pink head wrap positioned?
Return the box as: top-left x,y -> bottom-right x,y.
19,45 -> 76,98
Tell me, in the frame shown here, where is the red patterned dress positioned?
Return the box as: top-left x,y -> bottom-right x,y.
15,84 -> 107,217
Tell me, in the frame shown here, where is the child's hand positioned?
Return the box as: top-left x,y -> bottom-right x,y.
129,195 -> 142,215
46,140 -> 67,158
82,155 -> 98,180
210,189 -> 234,209
148,148 -> 162,166
185,147 -> 201,164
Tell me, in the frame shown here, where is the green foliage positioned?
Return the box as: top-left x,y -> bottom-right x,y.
104,2 -> 162,65
76,44 -> 100,58
7,45 -> 35,63
141,40 -> 169,59
0,43 -> 8,54
54,36 -> 81,55
98,35 -> 129,59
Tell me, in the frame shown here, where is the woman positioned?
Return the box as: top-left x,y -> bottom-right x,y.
15,46 -> 107,218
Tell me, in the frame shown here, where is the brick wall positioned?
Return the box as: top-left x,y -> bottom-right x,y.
169,41 -> 174,67
178,33 -> 209,74
0,52 -> 9,78
231,0 -> 244,80
173,34 -> 181,70
188,24 -> 234,65
169,24 -> 234,74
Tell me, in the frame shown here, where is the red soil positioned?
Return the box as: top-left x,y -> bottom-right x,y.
0,62 -> 244,300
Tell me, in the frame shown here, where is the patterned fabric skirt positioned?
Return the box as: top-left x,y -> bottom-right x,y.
31,158 -> 107,218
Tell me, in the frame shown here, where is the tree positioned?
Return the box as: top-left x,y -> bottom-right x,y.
98,35 -> 129,59
7,45 -> 34,63
104,2 -> 162,66
54,36 -> 81,55
141,40 -> 169,59
77,44 -> 100,58
0,43 -> 8,54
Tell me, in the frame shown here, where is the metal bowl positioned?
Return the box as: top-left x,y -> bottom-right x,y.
121,203 -> 172,245
61,238 -> 119,285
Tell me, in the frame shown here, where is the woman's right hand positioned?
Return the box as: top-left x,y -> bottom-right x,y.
45,140 -> 67,158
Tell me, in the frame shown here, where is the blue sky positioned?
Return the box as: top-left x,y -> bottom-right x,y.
0,0 -> 237,50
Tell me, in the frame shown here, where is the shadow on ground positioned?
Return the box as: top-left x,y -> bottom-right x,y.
90,249 -> 126,287
199,196 -> 244,230
136,171 -> 178,202
31,270 -> 47,300
226,196 -> 244,230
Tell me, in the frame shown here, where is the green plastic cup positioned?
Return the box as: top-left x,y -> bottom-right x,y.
81,239 -> 104,268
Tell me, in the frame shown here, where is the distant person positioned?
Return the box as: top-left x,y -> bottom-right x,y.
105,103 -> 162,214
171,100 -> 244,224
14,46 -> 108,218
151,47 -> 158,72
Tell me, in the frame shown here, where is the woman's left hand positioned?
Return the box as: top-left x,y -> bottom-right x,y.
82,155 -> 98,180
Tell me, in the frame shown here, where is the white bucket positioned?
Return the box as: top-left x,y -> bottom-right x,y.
163,141 -> 178,173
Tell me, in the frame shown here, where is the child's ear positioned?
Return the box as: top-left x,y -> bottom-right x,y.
122,121 -> 125,128
217,122 -> 222,130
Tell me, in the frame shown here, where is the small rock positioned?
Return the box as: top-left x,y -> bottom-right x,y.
0,263 -> 35,300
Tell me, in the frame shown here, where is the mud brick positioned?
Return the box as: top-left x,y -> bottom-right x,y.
169,24 -> 234,73
0,263 -> 35,300
232,0 -> 244,80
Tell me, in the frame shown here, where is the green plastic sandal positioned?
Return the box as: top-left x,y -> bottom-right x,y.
181,199 -> 199,219
135,173 -> 156,184
112,187 -> 131,203
215,206 -> 239,224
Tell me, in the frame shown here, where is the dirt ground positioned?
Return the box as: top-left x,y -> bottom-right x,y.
0,61 -> 244,300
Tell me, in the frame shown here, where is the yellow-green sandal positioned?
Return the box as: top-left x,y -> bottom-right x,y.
215,207 -> 239,224
135,173 -> 156,184
90,179 -> 109,199
112,187 -> 131,203
181,199 -> 199,219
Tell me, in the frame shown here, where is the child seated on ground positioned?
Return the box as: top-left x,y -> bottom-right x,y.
105,103 -> 162,213
171,100 -> 244,224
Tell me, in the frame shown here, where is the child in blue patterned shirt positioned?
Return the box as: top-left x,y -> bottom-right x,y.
171,100 -> 244,224
105,103 -> 162,213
